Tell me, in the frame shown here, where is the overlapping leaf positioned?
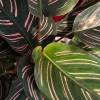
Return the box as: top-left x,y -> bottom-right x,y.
0,0 -> 39,55
31,15 -> 56,45
17,56 -> 46,100
33,42 -> 100,99
28,0 -> 78,17
56,0 -> 99,38
73,2 -> 100,47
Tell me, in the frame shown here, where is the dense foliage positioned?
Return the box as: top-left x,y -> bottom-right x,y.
0,0 -> 100,100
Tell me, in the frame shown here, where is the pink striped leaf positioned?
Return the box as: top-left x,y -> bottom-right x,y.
17,56 -> 46,100
0,0 -> 39,55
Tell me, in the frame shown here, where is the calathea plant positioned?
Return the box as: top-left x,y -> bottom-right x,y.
0,0 -> 100,100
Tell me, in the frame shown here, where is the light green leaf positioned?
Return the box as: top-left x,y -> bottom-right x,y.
32,42 -> 100,100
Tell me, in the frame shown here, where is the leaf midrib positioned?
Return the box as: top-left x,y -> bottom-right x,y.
43,44 -> 100,97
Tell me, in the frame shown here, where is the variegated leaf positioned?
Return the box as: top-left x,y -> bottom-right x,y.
27,0 -> 42,17
0,0 -> 39,55
32,42 -> 100,99
56,0 -> 99,38
28,0 -> 79,17
28,7 -> 56,46
73,2 -> 100,47
17,56 -> 46,100
31,15 -> 56,45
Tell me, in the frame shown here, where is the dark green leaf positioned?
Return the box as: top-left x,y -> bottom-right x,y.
29,9 -> 56,46
17,56 -> 46,100
0,0 -> 39,55
6,79 -> 28,100
31,15 -> 56,44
